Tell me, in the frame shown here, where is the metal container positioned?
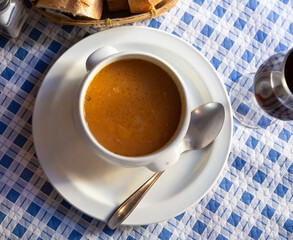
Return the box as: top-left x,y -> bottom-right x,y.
254,48 -> 293,120
0,0 -> 28,38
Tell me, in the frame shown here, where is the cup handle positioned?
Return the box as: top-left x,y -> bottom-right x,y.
146,149 -> 181,172
86,46 -> 119,72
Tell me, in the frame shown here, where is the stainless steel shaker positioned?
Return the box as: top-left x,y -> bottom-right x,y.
0,0 -> 28,38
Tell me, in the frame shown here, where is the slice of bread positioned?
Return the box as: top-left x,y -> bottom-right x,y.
128,0 -> 162,13
106,0 -> 129,12
36,0 -> 103,20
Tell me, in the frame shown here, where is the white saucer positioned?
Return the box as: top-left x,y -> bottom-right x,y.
32,26 -> 232,226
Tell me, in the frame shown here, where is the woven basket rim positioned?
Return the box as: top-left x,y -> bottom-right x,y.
30,0 -> 178,27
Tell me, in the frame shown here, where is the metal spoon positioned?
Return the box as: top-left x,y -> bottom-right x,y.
107,102 -> 225,229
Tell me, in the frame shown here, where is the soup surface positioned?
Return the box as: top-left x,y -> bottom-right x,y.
84,59 -> 182,156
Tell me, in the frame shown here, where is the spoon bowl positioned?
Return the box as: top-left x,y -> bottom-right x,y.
107,102 -> 225,229
181,102 -> 225,152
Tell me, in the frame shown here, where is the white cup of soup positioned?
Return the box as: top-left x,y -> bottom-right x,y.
73,46 -> 190,172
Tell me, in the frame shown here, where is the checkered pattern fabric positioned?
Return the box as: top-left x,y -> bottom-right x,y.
1,0 -> 292,239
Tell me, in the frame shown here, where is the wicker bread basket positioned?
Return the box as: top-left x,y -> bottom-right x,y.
30,0 -> 178,27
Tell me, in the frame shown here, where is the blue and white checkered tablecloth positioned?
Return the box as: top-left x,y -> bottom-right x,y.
0,0 -> 293,239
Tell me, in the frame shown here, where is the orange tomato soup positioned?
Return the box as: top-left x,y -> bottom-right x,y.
84,59 -> 181,156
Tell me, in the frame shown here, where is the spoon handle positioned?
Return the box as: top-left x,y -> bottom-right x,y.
107,171 -> 164,229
